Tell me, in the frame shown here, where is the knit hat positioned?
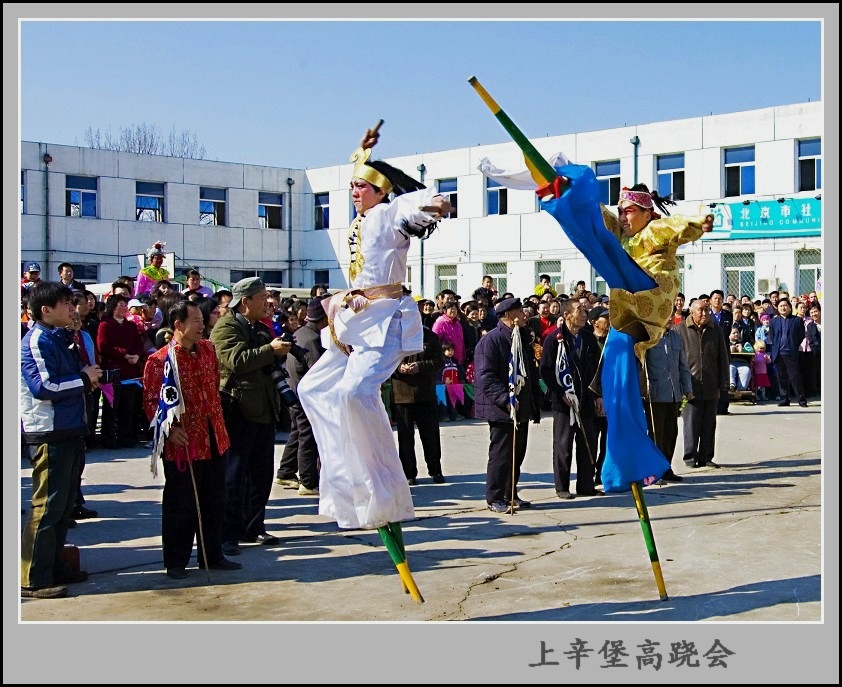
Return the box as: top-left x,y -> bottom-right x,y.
306,297 -> 327,322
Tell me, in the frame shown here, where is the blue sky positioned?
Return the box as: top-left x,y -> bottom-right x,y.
19,19 -> 824,170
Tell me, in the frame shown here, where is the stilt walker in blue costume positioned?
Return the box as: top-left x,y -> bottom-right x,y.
469,76 -> 713,599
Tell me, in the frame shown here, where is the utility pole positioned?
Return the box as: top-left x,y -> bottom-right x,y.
630,136 -> 640,185
416,163 -> 426,298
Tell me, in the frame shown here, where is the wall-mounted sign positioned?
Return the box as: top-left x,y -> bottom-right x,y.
703,198 -> 822,240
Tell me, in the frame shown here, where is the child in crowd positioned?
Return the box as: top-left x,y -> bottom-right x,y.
755,313 -> 771,344
729,327 -> 752,391
438,342 -> 471,421
126,298 -> 157,354
752,340 -> 772,402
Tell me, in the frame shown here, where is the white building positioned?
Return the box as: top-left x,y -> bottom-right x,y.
21,100 -> 822,301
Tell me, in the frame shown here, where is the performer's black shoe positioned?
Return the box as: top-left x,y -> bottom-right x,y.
659,469 -> 684,483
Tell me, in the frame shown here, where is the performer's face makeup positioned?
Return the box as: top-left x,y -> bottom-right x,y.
619,202 -> 652,236
351,179 -> 386,214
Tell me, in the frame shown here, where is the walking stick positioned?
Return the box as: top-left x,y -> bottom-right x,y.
510,417 -> 517,515
630,481 -> 668,600
185,452 -> 211,583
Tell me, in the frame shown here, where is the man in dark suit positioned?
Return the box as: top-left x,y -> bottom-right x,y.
709,289 -> 733,415
277,297 -> 329,495
768,297 -> 808,407
473,298 -> 542,513
391,326 -> 444,485
539,299 -> 604,499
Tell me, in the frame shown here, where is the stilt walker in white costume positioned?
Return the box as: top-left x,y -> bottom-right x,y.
297,121 -> 451,602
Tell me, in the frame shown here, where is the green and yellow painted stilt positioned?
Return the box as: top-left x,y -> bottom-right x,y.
378,522 -> 424,603
631,481 -> 669,600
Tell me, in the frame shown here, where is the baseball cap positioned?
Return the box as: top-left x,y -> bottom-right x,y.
588,305 -> 609,323
26,262 -> 41,272
230,277 -> 267,310
127,299 -> 144,309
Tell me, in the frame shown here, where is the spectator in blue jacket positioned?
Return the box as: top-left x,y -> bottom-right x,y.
20,282 -> 101,599
768,297 -> 808,407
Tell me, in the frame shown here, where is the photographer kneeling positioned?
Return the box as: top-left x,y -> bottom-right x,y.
210,277 -> 291,556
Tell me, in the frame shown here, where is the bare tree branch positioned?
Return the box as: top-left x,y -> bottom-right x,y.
82,123 -> 206,158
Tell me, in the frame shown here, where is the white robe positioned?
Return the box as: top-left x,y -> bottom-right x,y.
298,187 -> 436,529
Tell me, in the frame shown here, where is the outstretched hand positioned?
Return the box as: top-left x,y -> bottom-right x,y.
360,119 -> 384,150
418,195 -> 452,219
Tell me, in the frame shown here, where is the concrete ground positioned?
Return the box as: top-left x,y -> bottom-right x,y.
18,398 -> 823,624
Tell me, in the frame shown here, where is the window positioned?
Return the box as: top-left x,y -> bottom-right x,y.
436,264 -> 458,294
724,146 -> 755,197
723,252 -> 755,298
657,153 -> 685,201
486,179 -> 507,216
230,269 -> 285,285
21,171 -> 25,214
313,269 -> 330,288
136,182 -> 165,222
65,175 -> 97,217
534,260 -> 562,292
258,192 -> 283,229
437,178 -> 458,219
595,160 -> 621,205
798,139 -> 822,192
70,263 -> 99,282
483,262 -> 508,295
314,192 -> 330,230
258,270 -> 284,285
199,187 -> 226,226
796,249 -> 821,295
676,254 -> 686,294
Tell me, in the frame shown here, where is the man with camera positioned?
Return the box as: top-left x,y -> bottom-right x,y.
210,277 -> 291,556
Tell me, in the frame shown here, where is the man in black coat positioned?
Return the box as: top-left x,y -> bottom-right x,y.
539,299 -> 604,499
768,297 -> 808,407
473,298 -> 541,513
676,299 -> 730,468
276,297 -> 329,495
709,289 -> 733,415
391,326 -> 444,485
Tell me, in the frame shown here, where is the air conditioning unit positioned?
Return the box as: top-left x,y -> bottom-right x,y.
756,277 -> 779,294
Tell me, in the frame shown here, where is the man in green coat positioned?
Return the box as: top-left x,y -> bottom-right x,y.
210,277 -> 291,556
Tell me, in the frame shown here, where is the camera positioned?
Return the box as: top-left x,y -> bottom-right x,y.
99,369 -> 121,384
278,329 -> 308,363
271,363 -> 298,407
